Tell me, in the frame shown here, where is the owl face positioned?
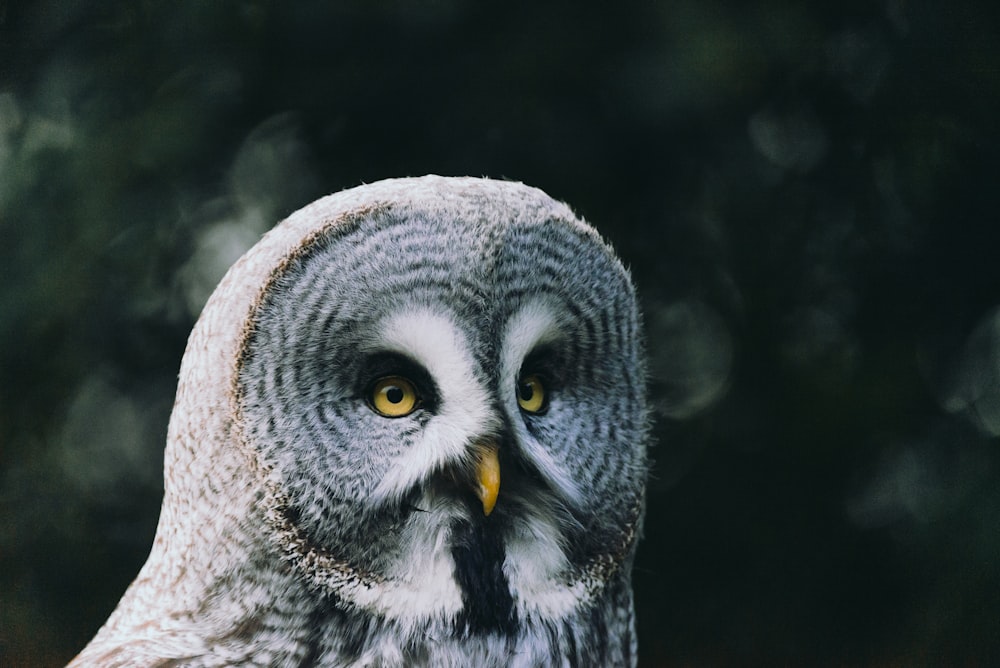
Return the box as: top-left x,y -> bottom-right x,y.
237,203 -> 646,632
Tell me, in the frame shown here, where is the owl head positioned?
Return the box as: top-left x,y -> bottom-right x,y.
72,176 -> 649,666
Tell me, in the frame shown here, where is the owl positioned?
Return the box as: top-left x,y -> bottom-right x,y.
69,176 -> 649,667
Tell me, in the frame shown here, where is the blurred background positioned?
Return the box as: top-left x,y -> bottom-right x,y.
2,1 -> 999,665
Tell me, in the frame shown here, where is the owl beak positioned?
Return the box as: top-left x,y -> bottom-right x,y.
473,442 -> 501,516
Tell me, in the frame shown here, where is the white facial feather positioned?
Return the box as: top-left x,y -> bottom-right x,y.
505,510 -> 587,621
346,501 -> 465,625
370,307 -> 497,502
501,300 -> 584,506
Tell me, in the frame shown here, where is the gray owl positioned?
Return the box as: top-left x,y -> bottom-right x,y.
69,176 -> 649,667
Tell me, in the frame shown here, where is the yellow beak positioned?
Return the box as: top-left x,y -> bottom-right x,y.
474,442 -> 501,516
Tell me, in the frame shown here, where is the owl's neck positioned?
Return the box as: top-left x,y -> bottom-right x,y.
291,578 -> 637,666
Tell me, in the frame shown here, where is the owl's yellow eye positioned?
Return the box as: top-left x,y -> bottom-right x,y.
369,376 -> 419,417
516,374 -> 547,413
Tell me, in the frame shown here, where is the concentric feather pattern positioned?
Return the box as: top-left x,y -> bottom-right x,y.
69,175 -> 649,667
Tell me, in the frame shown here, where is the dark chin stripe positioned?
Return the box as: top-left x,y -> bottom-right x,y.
449,518 -> 518,636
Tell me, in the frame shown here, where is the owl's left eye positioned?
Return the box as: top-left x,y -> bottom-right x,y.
368,376 -> 420,417
516,374 -> 548,414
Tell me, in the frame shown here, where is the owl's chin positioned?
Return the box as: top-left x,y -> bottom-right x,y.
264,479 -> 640,632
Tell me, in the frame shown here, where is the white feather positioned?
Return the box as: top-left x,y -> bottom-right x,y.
370,307 -> 497,502
505,508 -> 587,621
501,300 -> 584,506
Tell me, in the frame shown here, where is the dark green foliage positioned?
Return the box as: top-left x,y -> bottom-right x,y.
1,1 -> 998,665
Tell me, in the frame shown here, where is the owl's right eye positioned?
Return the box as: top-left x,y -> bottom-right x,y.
368,376 -> 420,417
